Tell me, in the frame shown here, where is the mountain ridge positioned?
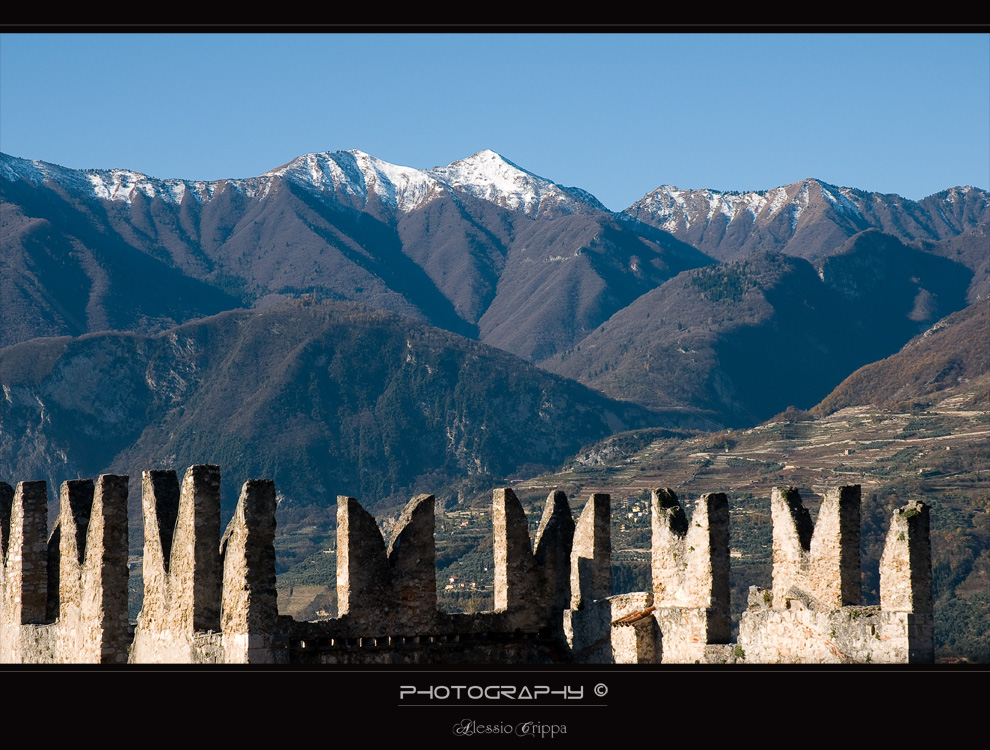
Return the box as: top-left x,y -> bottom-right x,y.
2,146 -> 983,426
625,177 -> 988,263
6,150 -> 982,219
1,148 -> 610,218
0,148 -> 710,360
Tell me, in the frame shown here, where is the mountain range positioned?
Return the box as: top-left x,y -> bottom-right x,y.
1,147 -> 987,512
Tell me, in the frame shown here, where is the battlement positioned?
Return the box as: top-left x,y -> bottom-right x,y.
336,492 -> 437,633
130,466 -> 279,663
0,468 -> 934,664
0,475 -> 129,663
738,487 -> 933,663
649,489 -> 732,662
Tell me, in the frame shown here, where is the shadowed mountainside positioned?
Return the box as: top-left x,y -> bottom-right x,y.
0,300 -> 702,523
543,233 -> 973,426
816,296 -> 990,415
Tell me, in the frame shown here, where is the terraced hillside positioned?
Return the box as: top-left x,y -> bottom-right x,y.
504,378 -> 989,661
276,377 -> 987,657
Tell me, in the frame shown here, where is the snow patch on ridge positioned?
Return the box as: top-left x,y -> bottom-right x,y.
360,152 -> 444,211
636,185 -> 776,231
629,177 -> 893,237
1,153 -> 259,204
791,181 -> 810,230
268,152 -> 368,202
281,150 -> 444,211
820,183 -> 864,218
649,186 -> 692,231
766,187 -> 789,217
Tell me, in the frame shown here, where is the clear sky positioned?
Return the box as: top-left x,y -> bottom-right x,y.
2,31 -> 987,211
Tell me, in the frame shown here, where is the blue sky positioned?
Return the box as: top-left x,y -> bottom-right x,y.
2,31 -> 987,211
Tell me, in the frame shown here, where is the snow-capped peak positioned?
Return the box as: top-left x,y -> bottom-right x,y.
428,149 -> 607,216
433,149 -> 539,196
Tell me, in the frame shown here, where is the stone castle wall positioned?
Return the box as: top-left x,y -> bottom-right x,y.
0,466 -> 933,664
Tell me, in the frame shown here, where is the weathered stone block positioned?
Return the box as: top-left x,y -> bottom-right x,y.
177,465 -> 222,632
810,485 -> 861,608
136,470 -> 179,628
493,488 -> 541,625
336,495 -> 391,628
570,493 -> 610,610
221,479 -> 278,663
564,592 -> 655,663
880,500 -> 932,615
741,493 -> 933,664
51,479 -> 95,623
534,490 -> 575,615
131,465 -> 223,663
79,474 -> 129,663
387,494 -> 437,630
651,489 -> 731,653
771,485 -> 861,610
2,481 -> 49,626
